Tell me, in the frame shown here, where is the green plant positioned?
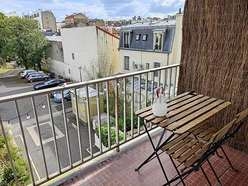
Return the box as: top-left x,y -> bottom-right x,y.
118,115 -> 144,132
0,136 -> 30,185
96,124 -> 124,147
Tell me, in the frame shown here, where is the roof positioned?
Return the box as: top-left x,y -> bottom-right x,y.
65,13 -> 87,19
121,19 -> 176,30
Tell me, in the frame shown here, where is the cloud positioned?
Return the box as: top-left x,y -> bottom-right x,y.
0,0 -> 185,20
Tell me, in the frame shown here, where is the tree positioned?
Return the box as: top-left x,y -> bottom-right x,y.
0,13 -> 49,69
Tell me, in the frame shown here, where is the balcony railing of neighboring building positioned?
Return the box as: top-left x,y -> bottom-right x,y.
0,64 -> 179,185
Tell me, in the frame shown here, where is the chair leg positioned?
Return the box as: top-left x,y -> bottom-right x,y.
220,146 -> 238,172
207,159 -> 222,185
169,155 -> 186,186
200,166 -> 212,186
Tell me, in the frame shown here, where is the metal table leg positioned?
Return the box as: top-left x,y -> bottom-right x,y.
135,124 -> 172,183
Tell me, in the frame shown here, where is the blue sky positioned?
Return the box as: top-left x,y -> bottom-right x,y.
0,0 -> 185,21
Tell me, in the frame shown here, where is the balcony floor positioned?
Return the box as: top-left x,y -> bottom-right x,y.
62,131 -> 248,186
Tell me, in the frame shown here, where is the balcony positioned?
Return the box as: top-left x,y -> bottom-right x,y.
0,64 -> 248,186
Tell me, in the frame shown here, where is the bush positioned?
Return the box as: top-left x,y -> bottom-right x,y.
118,115 -> 144,132
0,136 -> 30,185
96,124 -> 124,147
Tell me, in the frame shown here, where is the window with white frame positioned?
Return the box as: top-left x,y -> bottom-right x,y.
136,34 -> 141,41
142,34 -> 148,41
153,32 -> 163,51
124,56 -> 130,70
123,32 -> 131,48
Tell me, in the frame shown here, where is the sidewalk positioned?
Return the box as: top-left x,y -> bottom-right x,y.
0,69 -> 21,79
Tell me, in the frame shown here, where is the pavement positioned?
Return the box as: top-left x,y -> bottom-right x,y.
0,74 -> 98,182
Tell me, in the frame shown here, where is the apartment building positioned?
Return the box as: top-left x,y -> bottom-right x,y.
119,13 -> 183,73
47,26 -> 120,82
64,13 -> 89,27
24,10 -> 57,32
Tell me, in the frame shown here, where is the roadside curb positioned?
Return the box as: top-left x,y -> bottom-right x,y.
0,75 -> 17,79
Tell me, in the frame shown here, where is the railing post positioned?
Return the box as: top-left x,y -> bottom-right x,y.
115,79 -> 120,152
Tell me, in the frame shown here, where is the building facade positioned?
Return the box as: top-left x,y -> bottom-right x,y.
119,13 -> 182,73
47,26 -> 120,82
24,10 -> 57,32
64,13 -> 89,27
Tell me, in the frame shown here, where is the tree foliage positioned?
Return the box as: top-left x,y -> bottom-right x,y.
0,136 -> 30,185
0,12 -> 49,69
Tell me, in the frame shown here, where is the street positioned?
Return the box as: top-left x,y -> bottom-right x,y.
0,76 -> 97,181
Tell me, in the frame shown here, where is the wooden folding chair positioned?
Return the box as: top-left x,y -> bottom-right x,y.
191,108 -> 248,170
162,108 -> 248,186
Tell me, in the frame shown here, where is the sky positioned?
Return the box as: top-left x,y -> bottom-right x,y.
0,0 -> 185,21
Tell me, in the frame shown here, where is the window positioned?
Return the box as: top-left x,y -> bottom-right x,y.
154,32 -> 163,51
146,63 -> 150,69
72,53 -> 75,60
142,34 -> 148,41
124,56 -> 130,70
136,34 -> 141,41
123,32 -> 131,48
153,62 -> 160,77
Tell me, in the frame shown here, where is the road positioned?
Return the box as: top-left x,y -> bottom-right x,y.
0,76 -> 98,182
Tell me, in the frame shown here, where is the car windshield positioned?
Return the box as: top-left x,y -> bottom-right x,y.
44,80 -> 55,85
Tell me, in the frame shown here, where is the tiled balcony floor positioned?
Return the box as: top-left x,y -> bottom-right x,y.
62,131 -> 248,186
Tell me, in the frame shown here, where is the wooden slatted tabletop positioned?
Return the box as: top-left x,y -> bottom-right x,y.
135,92 -> 231,134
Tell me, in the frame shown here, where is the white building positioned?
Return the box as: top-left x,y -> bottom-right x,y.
24,10 -> 57,32
47,26 -> 120,82
119,13 -> 183,73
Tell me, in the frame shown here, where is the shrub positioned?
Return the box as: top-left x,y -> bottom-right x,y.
0,136 -> 30,185
95,124 -> 124,147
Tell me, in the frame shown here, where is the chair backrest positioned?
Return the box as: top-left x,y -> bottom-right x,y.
189,108 -> 248,168
209,107 -> 248,145
232,107 -> 248,131
209,119 -> 237,144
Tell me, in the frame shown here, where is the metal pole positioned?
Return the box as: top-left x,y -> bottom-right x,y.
168,68 -> 172,99
173,67 -> 178,97
105,81 -> 111,149
46,94 -> 61,173
115,79 -> 120,152
31,96 -> 49,179
96,83 -> 102,153
123,78 -> 127,141
85,85 -> 93,157
74,88 -> 84,162
61,90 -> 73,167
131,76 -> 134,138
14,100 -> 36,185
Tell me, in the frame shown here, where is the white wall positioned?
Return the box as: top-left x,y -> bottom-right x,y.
61,27 -> 98,82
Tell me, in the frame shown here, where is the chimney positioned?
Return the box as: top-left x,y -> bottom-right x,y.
179,8 -> 182,14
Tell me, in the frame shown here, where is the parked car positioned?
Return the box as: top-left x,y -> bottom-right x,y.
20,69 -> 36,78
25,71 -> 46,79
33,79 -> 65,90
52,89 -> 71,103
27,73 -> 49,83
25,71 -> 45,79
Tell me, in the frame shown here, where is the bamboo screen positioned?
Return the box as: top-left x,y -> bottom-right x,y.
178,0 -> 248,151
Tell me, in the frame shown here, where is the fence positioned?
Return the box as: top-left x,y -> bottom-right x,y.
0,64 -> 179,185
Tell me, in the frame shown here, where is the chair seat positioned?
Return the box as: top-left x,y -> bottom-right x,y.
161,133 -> 207,167
191,125 -> 218,141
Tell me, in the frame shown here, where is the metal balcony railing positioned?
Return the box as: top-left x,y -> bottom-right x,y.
0,64 -> 179,185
